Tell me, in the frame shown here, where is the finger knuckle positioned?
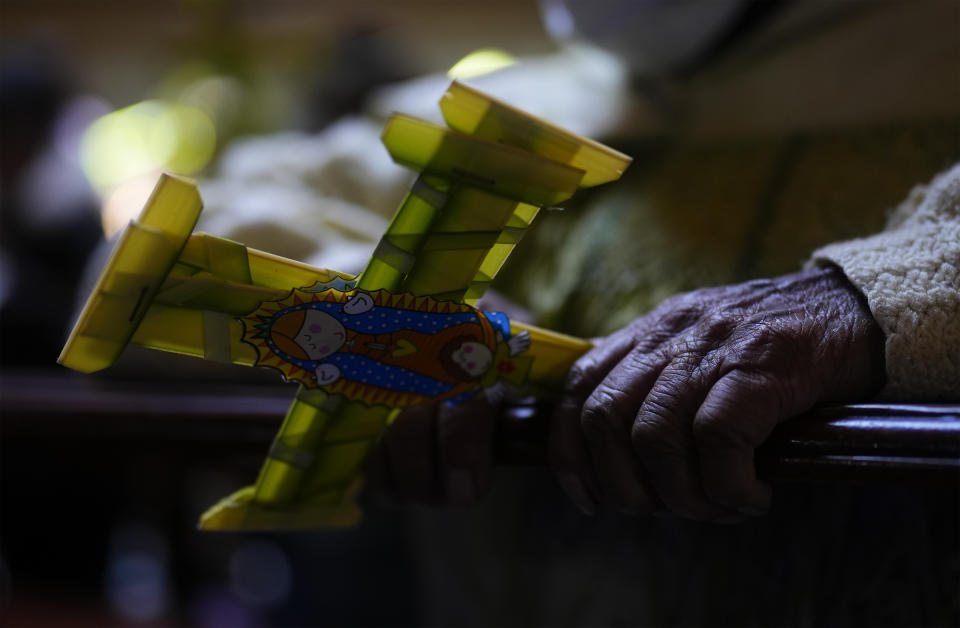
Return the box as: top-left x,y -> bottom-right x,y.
631,387 -> 695,456
707,368 -> 777,414
730,321 -> 796,369
580,387 -> 624,437
630,410 -> 673,451
691,410 -> 737,447
658,303 -> 703,333
565,362 -> 601,397
660,337 -> 705,367
700,312 -> 736,343
646,367 -> 699,412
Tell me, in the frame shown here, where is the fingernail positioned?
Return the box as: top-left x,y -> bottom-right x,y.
558,472 -> 597,516
738,505 -> 769,517
445,469 -> 477,504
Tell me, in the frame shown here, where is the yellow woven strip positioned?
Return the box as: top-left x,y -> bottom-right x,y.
402,247 -> 489,297
382,114 -> 584,207
253,394 -> 333,505
131,304 -> 258,365
156,273 -> 286,315
205,235 -> 253,284
58,175 -> 202,373
202,310 -> 233,364
246,248 -> 347,291
440,81 -> 632,187
510,321 -> 593,387
359,178 -> 448,292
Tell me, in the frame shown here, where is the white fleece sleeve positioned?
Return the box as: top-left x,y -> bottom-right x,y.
811,163 -> 960,401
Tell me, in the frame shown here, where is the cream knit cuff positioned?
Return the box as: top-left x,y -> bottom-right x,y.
810,163 -> 960,400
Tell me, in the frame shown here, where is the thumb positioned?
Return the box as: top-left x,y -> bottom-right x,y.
692,369 -> 799,514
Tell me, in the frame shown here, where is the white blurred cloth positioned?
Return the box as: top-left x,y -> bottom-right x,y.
196,44 -> 634,275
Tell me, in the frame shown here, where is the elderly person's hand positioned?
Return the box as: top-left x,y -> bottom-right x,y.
365,290 -> 530,506
366,397 -> 496,505
550,265 -> 886,521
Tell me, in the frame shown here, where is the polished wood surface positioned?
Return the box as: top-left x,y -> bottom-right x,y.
3,372 -> 958,483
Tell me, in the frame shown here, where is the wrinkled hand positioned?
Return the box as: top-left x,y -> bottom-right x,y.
366,397 -> 497,506
365,291 -> 530,507
550,265 -> 885,521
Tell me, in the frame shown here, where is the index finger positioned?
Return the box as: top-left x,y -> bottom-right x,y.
548,329 -> 638,514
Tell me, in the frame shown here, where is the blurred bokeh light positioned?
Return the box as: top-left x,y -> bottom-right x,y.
447,48 -> 517,79
79,99 -> 216,235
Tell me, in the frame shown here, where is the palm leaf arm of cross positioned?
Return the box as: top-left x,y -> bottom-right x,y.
58,82 -> 630,530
